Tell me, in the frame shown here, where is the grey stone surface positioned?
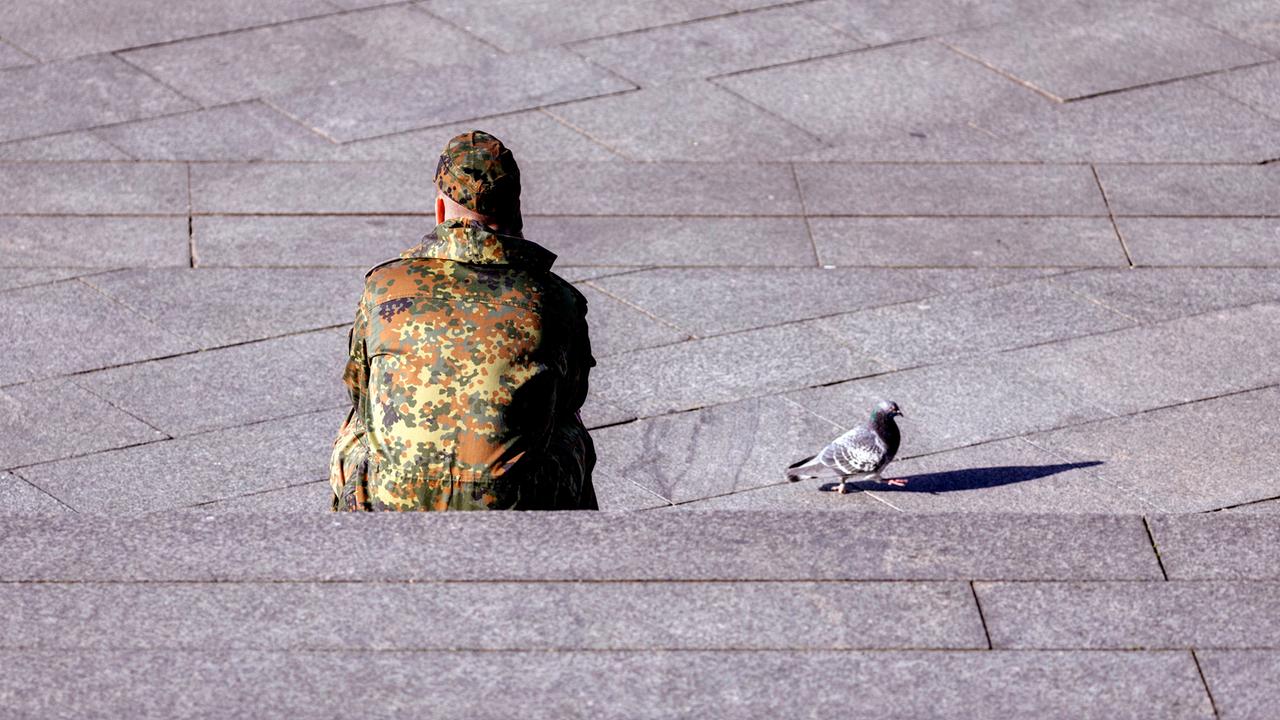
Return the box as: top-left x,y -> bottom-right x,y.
523,216 -> 815,267
1149,514 -> 1280,580
799,0 -> 1017,45
0,0 -> 335,60
0,40 -> 33,68
546,81 -> 820,161
809,217 -> 1124,267
795,163 -> 1107,217
857,437 -> 1154,514
0,56 -> 194,143
591,474 -> 672,511
79,330 -> 347,437
193,480 -> 330,512
84,268 -> 362,348
816,276 -> 1135,368
718,41 -> 1044,139
1166,0 -> 1280,54
591,268 -> 942,337
795,122 -> 1034,163
0,649 -> 1214,719
577,285 -> 690,357
978,581 -> 1280,649
668,481 -> 892,510
93,102 -> 340,161
331,109 -> 620,162
521,161 -> 804,216
0,268 -> 90,291
20,408 -> 341,513
0,216 -> 187,268
0,379 -> 166,470
580,395 -> 637,430
0,581 -> 985,650
193,215 -> 428,267
268,48 -> 633,143
0,161 -> 187,215
571,7 -> 863,86
1049,268 -> 1280,323
420,0 -> 730,51
119,7 -> 496,107
997,79 -> 1280,163
590,321 -> 887,417
591,395 -> 845,503
1098,164 -> 1280,217
0,132 -> 130,160
0,280 -> 193,386
0,472 -> 69,513
190,162 -> 433,214
1118,218 -> 1280,267
1026,386 -> 1280,513
943,5 -> 1273,101
1229,498 -> 1280,513
1197,651 -> 1280,720
0,512 -> 1163,581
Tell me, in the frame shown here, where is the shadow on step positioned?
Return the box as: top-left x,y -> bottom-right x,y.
836,461 -> 1105,494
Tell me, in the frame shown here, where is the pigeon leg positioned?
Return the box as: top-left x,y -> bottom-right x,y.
836,476 -> 849,494
884,477 -> 909,487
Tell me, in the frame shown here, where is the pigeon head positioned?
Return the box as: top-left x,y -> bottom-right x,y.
874,400 -> 904,419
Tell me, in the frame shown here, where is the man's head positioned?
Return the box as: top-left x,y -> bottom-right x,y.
434,130 -> 522,233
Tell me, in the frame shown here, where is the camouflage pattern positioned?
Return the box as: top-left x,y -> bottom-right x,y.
434,130 -> 521,229
330,217 -> 597,511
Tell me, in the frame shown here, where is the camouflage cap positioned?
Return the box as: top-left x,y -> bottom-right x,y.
434,130 -> 521,224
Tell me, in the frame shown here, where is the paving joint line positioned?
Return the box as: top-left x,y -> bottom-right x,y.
1142,517 -> 1170,581
581,280 -> 698,338
937,41 -> 1066,103
537,105 -> 641,161
109,52 -> 203,108
1057,58 -> 1280,104
70,375 -> 173,440
969,582 -> 994,650
1090,163 -> 1134,266
709,81 -> 828,145
789,162 -> 822,266
185,163 -> 195,268
405,3 -> 507,55
5,468 -> 78,513
706,37 -> 928,82
1205,494 -> 1280,513
5,577 -> 1267,587
1190,649 -> 1222,719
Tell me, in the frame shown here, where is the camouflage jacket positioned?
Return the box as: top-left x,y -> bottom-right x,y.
330,218 -> 597,511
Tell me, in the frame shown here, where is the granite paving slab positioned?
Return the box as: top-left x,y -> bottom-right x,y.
0,216 -> 188,268
0,132 -> 130,161
545,81 -> 819,161
268,48 -> 633,143
578,285 -> 690,357
942,5 -> 1273,101
84,268 -> 362,348
796,121 -> 1033,162
590,474 -> 672,511
0,512 -> 1163,581
0,581 -> 985,651
667,481 -> 891,510
1202,62 -> 1280,122
590,268 -> 941,337
520,161 -> 803,216
0,56 -> 195,143
798,0 -> 1017,45
571,6 -> 863,86
193,480 -> 330,512
19,408 -> 341,513
1097,164 -> 1280,217
590,320 -> 888,417
0,649 -> 1213,719
0,472 -> 68,513
330,109 -> 620,162
808,217 -> 1124,267
190,162 -> 434,214
1025,386 -> 1280,513
1049,268 -> 1280,323
1228,499 -> 1280,513
591,395 -> 845,503
997,80 -> 1280,163
1166,0 -> 1280,55
909,267 -> 1063,293
1197,650 -> 1280,720
0,162 -> 187,215
718,41 -> 1044,139
977,581 -> 1280,650
419,0 -> 730,52
854,437 -> 1154,514
1118,218 -> 1280,266
815,276 -> 1136,367
0,0 -> 335,60
580,395 -> 637,430
1149,515 -> 1280,580
0,379 -> 166,470
92,102 -> 340,161
192,215 -> 427,267
0,40 -> 33,69
794,163 -> 1107,217
522,216 -> 814,266
119,7 -> 495,107
78,331 -> 346,437
0,268 -> 91,292
0,280 -> 193,386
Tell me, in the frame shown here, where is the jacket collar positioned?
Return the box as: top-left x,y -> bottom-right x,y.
401,218 -> 556,270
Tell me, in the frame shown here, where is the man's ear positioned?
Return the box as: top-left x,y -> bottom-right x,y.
435,195 -> 446,224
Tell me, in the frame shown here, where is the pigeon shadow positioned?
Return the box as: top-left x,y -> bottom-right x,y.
824,461 -> 1104,494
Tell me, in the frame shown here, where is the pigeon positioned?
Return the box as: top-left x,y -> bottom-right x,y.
786,400 -> 904,494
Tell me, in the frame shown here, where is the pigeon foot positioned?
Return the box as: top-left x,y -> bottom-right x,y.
837,481 -> 849,494
884,478 -> 908,487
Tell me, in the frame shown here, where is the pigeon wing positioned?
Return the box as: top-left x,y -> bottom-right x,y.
819,425 -> 887,475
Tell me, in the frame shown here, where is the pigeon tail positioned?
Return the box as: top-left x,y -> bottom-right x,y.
788,455 -> 816,470
786,454 -> 823,481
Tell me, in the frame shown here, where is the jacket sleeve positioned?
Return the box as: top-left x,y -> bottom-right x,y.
562,287 -> 595,416
331,302 -> 373,511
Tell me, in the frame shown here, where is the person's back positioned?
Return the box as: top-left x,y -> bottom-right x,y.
330,132 -> 597,511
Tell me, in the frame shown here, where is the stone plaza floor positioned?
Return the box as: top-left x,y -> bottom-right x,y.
1,0 -> 1279,716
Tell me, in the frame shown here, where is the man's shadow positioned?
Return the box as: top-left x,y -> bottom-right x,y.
822,461 -> 1103,493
